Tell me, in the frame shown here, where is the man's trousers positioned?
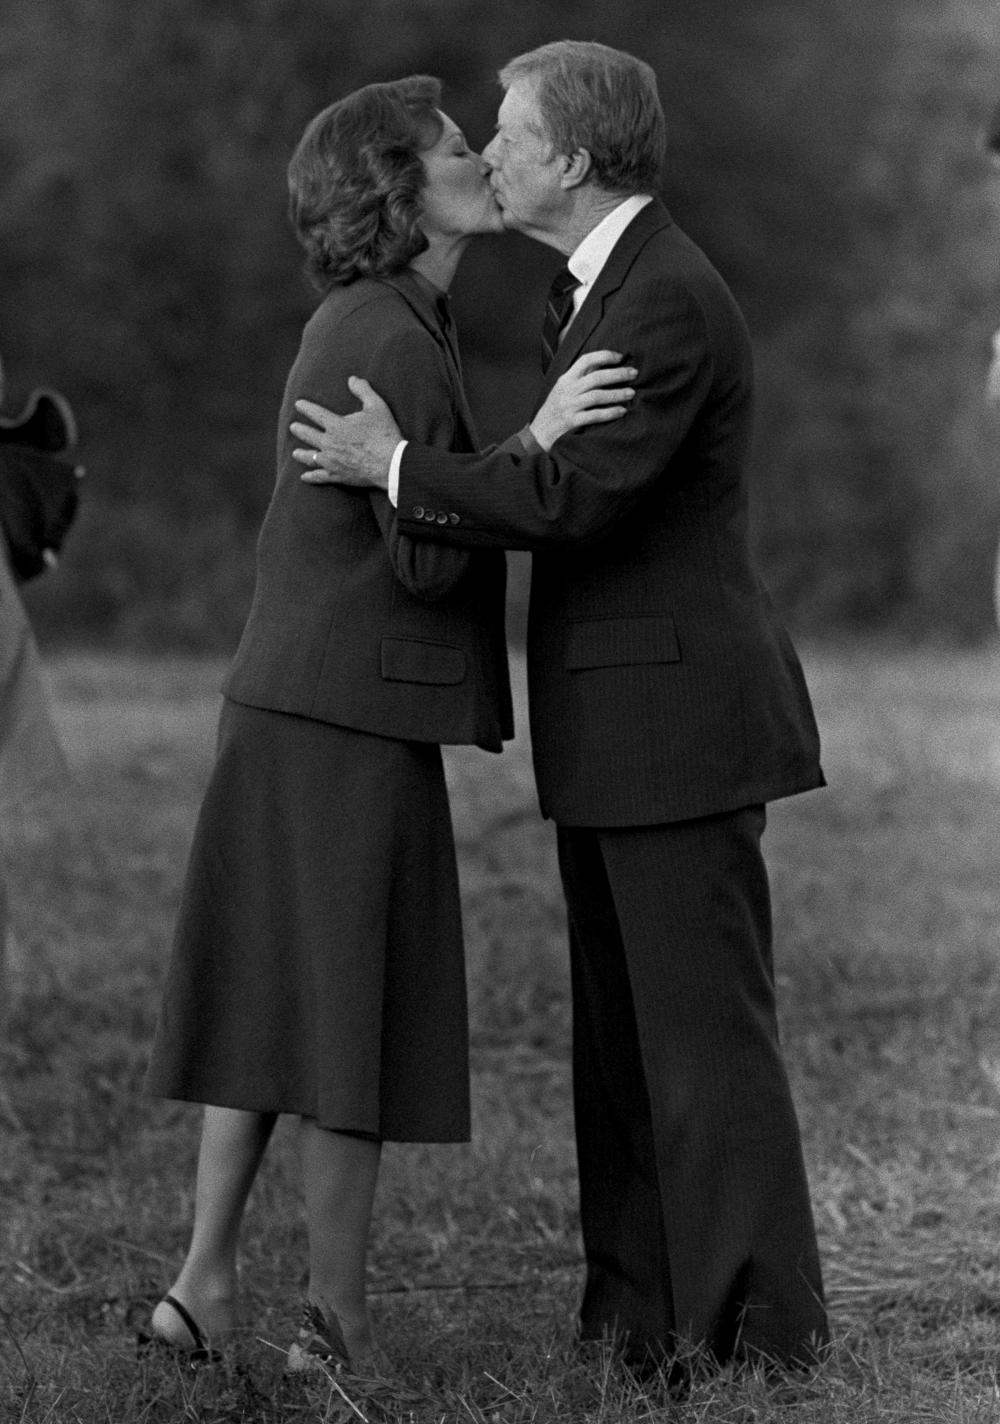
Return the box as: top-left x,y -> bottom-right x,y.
557,805 -> 828,1368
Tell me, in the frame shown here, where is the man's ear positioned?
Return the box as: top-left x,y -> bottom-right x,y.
560,148 -> 593,189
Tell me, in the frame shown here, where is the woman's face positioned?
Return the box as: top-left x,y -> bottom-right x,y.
418,112 -> 504,240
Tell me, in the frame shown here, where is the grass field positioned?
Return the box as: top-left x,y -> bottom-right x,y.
2,645 -> 999,1422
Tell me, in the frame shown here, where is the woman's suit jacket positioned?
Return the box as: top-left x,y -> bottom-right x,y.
394,200 -> 823,824
225,271 -> 512,751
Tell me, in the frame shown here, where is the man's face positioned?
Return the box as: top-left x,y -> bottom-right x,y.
482,77 -> 568,241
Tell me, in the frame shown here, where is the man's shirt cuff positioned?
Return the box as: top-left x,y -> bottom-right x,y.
387,440 -> 408,507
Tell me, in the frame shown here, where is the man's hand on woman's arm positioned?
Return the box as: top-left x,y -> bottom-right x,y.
290,351 -> 637,486
291,377 -> 400,489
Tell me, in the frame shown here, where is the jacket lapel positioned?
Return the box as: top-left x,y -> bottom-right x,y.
535,198 -> 674,404
380,273 -> 480,449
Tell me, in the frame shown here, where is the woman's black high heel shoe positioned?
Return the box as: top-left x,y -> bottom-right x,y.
131,1293 -> 223,1366
285,1300 -> 351,1374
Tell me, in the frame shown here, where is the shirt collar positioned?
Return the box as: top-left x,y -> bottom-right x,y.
406,267 -> 450,321
568,194 -> 654,290
381,267 -> 451,334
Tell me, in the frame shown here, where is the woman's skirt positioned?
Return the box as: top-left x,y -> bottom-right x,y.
145,697 -> 470,1142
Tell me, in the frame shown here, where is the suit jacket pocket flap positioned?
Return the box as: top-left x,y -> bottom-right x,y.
565,614 -> 680,670
381,636 -> 467,686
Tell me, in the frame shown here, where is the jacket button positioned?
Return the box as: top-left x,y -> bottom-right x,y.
412,505 -> 424,519
449,513 -> 460,524
424,509 -> 437,522
436,511 -> 448,524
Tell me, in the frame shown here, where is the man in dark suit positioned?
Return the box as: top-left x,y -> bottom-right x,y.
290,40 -> 829,1372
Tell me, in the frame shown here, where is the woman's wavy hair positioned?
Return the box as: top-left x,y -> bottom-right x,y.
288,76 -> 443,289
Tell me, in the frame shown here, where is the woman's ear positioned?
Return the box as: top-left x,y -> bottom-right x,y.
560,148 -> 593,189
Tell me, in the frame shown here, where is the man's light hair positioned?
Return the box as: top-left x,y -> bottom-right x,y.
499,40 -> 665,194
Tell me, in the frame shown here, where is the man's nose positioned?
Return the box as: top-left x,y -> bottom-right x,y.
481,136 -> 499,170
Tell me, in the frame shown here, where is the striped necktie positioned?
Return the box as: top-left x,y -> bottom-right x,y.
541,266 -> 580,372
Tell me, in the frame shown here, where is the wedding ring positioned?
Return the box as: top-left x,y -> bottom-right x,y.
312,450 -> 318,465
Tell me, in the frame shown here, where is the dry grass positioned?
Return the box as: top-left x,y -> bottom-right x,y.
2,643 -> 999,1422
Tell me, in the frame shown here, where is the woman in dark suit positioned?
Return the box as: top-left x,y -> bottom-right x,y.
144,76 -> 632,1373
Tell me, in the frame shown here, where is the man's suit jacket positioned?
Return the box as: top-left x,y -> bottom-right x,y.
225,271 -> 512,751
396,200 -> 822,823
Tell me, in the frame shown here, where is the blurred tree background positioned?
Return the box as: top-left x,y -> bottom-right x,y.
2,0 -> 997,649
